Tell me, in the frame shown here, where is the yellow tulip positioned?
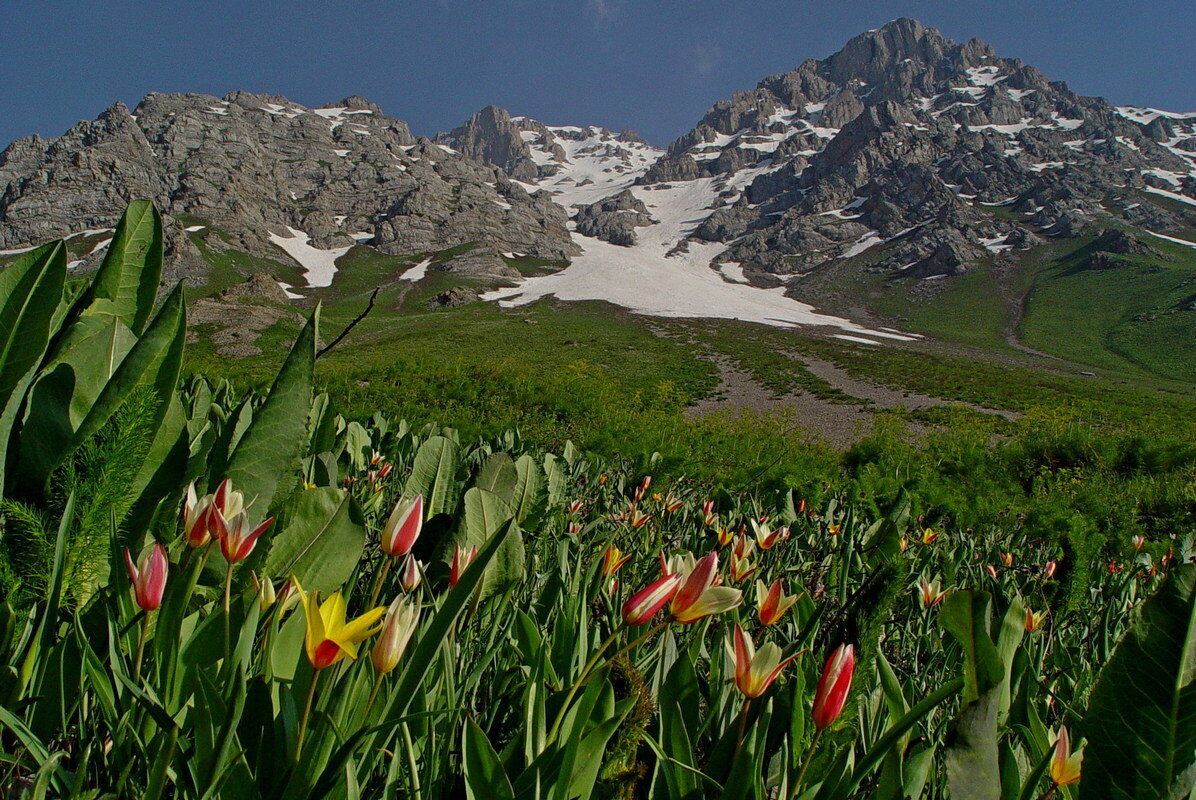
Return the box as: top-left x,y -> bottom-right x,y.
294,577 -> 386,670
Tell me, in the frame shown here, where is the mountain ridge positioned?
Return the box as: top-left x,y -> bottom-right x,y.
1,17 -> 1193,351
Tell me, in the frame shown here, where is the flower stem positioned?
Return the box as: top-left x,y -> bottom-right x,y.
133,613 -> 150,681
368,556 -> 392,608
736,698 -> 751,749
795,727 -> 824,793
297,668 -> 320,760
222,561 -> 234,661
365,672 -> 384,717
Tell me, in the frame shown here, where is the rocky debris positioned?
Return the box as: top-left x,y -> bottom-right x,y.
0,92 -> 578,288
217,272 -> 292,303
1091,228 -> 1158,258
427,286 -> 481,309
188,276 -> 303,358
572,189 -> 656,246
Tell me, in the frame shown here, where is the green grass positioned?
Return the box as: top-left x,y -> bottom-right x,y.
1017,234 -> 1196,382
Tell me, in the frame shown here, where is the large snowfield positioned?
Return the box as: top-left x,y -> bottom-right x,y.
484,127 -> 916,343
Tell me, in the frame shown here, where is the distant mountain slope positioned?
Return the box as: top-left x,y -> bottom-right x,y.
0,18 -> 1193,357
0,92 -> 577,288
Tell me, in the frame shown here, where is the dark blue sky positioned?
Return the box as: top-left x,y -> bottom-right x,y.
2,1 -> 1193,147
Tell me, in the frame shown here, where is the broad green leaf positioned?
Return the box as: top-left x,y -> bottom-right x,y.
222,306 -> 318,513
461,717 -> 516,800
403,435 -> 460,518
510,454 -> 547,527
17,314 -> 137,492
265,488 -> 366,593
460,487 -> 523,600
940,591 -> 1004,703
66,282 -> 186,461
0,242 -> 67,489
475,453 -> 517,501
87,198 -> 164,335
543,453 -> 567,506
1080,564 -> 1196,800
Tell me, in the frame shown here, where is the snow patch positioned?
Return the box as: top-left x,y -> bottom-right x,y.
267,227 -> 351,289
399,258 -> 432,281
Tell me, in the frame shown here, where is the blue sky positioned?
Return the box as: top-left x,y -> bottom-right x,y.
1,0 -> 1192,147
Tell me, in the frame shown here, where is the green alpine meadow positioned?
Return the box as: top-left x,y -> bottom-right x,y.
1,12 -> 1195,799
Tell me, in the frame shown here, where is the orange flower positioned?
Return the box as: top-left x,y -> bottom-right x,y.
1025,608 -> 1048,633
669,552 -> 742,624
921,527 -> 940,545
729,624 -> 798,698
756,579 -> 799,626
1049,727 -> 1083,786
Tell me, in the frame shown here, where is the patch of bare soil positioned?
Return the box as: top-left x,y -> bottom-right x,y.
685,353 -> 1018,449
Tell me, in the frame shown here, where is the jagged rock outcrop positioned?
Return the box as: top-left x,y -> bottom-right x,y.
572,189 -> 655,246
639,18 -> 1196,278
0,92 -> 578,287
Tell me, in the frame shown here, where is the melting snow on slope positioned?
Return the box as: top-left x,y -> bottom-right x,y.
484,171 -> 915,340
399,258 -> 432,281
268,227 -> 351,297
1146,231 -> 1196,250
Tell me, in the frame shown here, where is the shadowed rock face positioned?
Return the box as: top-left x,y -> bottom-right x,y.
0,92 -> 578,285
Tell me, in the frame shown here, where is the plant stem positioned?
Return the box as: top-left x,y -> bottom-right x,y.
223,561 -> 234,661
735,698 -> 751,751
795,727 -> 824,793
368,556 -> 392,608
365,672 -> 384,717
133,613 -> 150,681
297,668 -> 320,760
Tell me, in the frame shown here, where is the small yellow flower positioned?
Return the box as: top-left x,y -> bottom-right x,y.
295,577 -> 386,670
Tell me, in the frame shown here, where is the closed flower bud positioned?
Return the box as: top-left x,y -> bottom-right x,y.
812,644 -> 854,730
371,596 -> 420,674
124,544 -> 169,612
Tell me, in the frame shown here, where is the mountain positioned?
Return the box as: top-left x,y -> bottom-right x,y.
1,18 -> 1194,354
628,17 -> 1196,280
0,92 -> 577,290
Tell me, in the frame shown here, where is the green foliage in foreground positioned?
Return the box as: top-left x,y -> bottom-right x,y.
1,201 -> 1195,799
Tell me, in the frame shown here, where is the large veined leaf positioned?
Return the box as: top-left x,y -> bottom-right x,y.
403,435 -> 460,518
475,453 -> 517,501
86,199 -> 164,335
264,487 -> 366,593
220,307 -> 317,514
17,315 -> 136,492
509,454 -> 547,527
1081,564 -> 1196,800
0,242 -> 67,490
460,487 -> 523,599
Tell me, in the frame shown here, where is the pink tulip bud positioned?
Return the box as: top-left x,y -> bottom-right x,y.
399,553 -> 422,592
124,544 -> 169,612
1044,560 -> 1058,579
622,573 -> 682,625
182,482 -> 215,548
812,644 -> 854,730
381,495 -> 423,558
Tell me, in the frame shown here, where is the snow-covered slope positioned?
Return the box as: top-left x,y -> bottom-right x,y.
484,123 -> 915,341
